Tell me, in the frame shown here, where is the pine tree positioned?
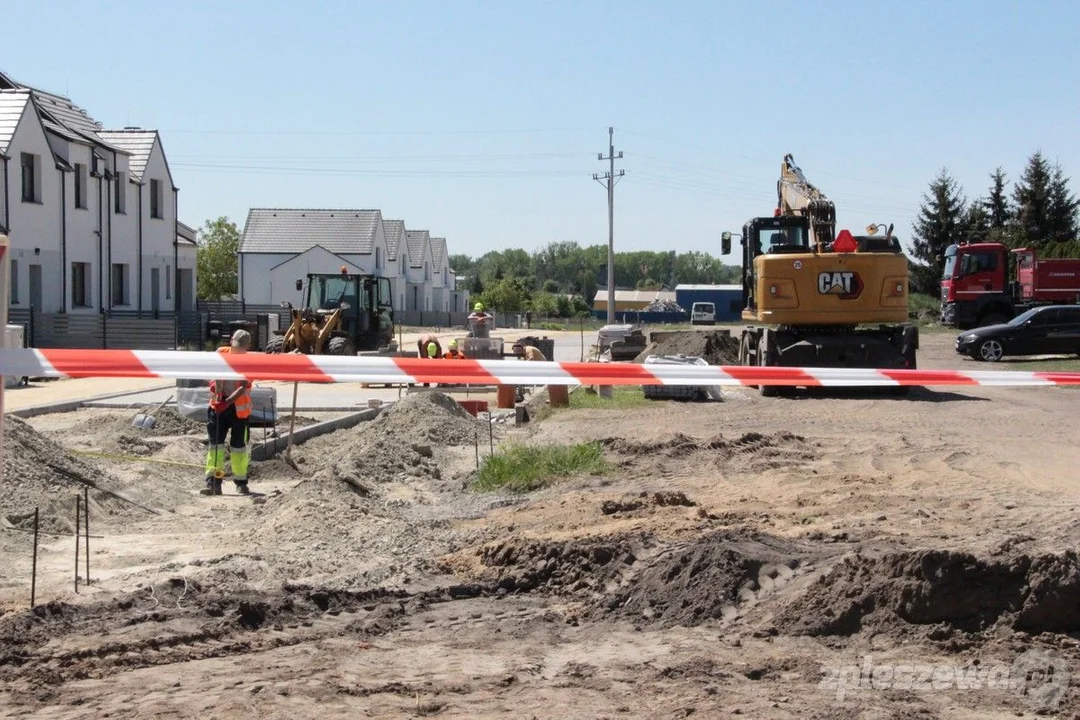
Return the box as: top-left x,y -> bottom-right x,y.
964,198 -> 991,244
910,169 -> 967,294
985,167 -> 1011,243
1046,163 -> 1079,252
1012,151 -> 1053,247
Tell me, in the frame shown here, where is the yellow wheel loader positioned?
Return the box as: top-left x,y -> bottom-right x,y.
265,268 -> 395,356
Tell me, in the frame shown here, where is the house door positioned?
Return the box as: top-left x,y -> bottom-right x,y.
178,269 -> 193,311
150,268 -> 160,312
29,264 -> 42,310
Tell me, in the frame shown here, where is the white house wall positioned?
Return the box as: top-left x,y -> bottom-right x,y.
108,152 -> 138,310
138,139 -> 175,313
6,106 -> 64,313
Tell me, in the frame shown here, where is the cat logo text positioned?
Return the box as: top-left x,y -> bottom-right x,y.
818,271 -> 863,300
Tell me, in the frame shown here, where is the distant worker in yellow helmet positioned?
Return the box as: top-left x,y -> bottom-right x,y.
443,338 -> 467,359
467,301 -> 493,339
416,333 -> 443,359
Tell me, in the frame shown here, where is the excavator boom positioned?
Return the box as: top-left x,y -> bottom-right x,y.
777,153 -> 835,251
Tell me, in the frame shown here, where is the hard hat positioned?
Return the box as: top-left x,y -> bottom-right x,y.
474,302 -> 484,311
427,342 -> 438,357
230,329 -> 252,348
448,339 -> 458,349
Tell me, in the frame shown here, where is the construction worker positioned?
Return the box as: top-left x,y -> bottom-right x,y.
467,302 -> 493,339
416,333 -> 442,359
204,329 -> 253,496
443,339 -> 467,359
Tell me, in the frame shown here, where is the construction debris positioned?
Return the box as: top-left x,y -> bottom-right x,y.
642,299 -> 685,313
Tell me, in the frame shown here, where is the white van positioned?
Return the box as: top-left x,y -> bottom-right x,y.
691,302 -> 716,325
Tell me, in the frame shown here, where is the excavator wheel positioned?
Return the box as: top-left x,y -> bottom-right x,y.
264,335 -> 286,354
739,332 -> 759,389
758,330 -> 782,397
327,336 -> 356,356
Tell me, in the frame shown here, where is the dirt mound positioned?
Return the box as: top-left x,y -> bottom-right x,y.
477,535 -> 641,595
633,330 -> 740,365
250,392 -> 492,584
301,392 -> 485,490
475,530 -> 816,628
1,416 -> 139,533
777,549 -> 1080,637
598,532 -> 811,627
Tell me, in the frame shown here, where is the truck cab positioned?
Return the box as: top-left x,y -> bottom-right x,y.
941,243 -> 1080,328
940,243 -> 1011,328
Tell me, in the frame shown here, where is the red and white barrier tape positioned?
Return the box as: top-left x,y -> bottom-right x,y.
1,348 -> 1079,388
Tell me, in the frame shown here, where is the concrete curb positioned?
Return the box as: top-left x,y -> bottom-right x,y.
10,383 -> 175,418
251,407 -> 383,461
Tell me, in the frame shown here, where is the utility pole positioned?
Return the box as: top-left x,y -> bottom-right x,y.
593,127 -> 624,324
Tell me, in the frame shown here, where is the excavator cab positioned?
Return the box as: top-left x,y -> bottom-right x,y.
738,216 -> 813,313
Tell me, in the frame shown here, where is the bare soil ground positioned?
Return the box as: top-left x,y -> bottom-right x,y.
2,333 -> 1080,719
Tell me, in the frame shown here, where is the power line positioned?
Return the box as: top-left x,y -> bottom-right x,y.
593,127 -> 625,324
161,126 -> 602,137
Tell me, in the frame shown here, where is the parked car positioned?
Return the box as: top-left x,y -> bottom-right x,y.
955,305 -> 1080,362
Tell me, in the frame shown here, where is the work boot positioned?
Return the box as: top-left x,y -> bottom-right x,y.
235,481 -> 250,495
212,478 -> 223,496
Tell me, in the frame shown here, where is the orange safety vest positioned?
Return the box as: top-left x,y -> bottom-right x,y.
210,346 -> 252,419
443,350 -> 467,360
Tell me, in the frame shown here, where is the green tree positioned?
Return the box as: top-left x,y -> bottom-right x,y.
1012,151 -> 1053,247
910,169 -> 967,295
964,198 -> 991,244
196,217 -> 241,301
986,167 -> 1010,233
478,276 -> 531,312
1046,163 -> 1079,253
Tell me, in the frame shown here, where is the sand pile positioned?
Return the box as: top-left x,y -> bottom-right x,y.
633,330 -> 740,365
251,392 -> 490,582
1,416 -> 140,533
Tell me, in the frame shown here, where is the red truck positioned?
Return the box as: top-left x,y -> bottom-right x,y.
940,242 -> 1080,328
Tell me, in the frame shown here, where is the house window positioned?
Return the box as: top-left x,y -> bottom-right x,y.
166,264 -> 172,299
111,263 -> 129,305
21,153 -> 39,203
9,259 -> 18,304
376,247 -> 381,270
74,163 -> 88,209
114,172 -> 126,214
424,262 -> 430,281
150,179 -> 162,219
72,262 -> 90,307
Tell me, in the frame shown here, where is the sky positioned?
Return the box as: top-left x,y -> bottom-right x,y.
4,0 -> 1078,264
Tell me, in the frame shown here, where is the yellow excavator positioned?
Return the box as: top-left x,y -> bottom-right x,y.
721,154 -> 917,395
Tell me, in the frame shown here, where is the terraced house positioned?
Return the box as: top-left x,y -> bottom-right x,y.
0,71 -> 195,316
238,208 -> 466,316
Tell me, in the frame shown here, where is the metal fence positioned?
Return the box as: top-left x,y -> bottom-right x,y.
7,309 -> 179,350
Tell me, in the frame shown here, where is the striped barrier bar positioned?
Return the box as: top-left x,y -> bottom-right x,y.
2,348 -> 1080,388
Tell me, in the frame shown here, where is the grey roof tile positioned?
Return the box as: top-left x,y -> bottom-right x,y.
240,209 -> 382,254
0,89 -> 31,155
98,130 -> 157,180
383,219 -> 406,258
1,70 -> 122,151
430,237 -> 447,273
405,230 -> 430,268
